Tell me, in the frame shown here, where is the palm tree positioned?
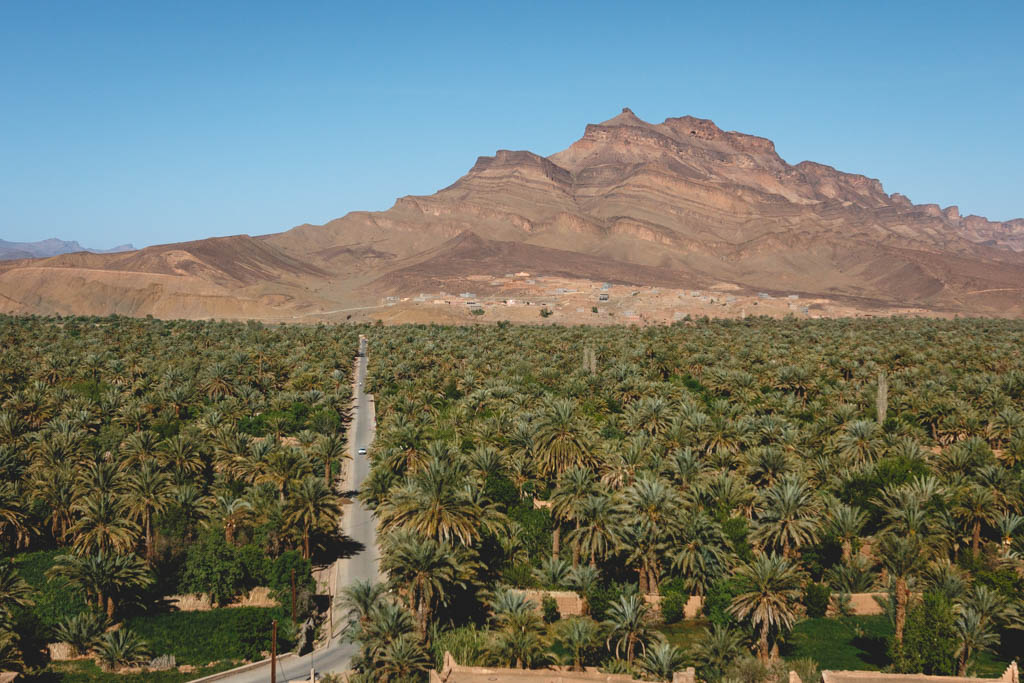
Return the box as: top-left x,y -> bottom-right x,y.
119,431 -> 162,467
337,580 -> 386,631
0,482 -> 29,549
994,512 -> 1024,555
0,630 -> 23,672
549,466 -> 598,564
533,556 -> 571,589
727,553 -> 806,662
378,632 -> 430,681
827,502 -> 867,562
70,493 -> 139,555
381,530 -> 473,636
158,432 -> 205,476
489,589 -> 546,669
555,616 -> 601,671
672,512 -> 731,596
688,624 -> 745,682
313,434 -> 348,486
124,462 -> 173,560
954,606 -> 999,676
48,552 -> 151,618
210,495 -> 254,545
565,493 -> 621,568
954,484 -> 999,557
377,458 -> 481,545
622,473 -> 681,593
533,397 -> 596,479
0,563 -> 33,620
170,483 -> 212,540
92,628 -> 150,672
351,599 -> 416,673
835,420 -> 883,464
285,475 -> 341,559
52,611 -> 109,656
877,533 -> 928,646
603,593 -> 652,666
752,476 -> 822,558
636,638 -> 686,682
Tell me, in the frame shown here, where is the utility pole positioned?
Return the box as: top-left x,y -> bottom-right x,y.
291,568 -> 297,621
270,619 -> 277,683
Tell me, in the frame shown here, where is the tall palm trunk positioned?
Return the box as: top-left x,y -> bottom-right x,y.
647,565 -> 659,596
758,626 -> 770,663
972,520 -> 981,556
145,513 -> 153,561
894,578 -> 909,645
552,524 -> 560,562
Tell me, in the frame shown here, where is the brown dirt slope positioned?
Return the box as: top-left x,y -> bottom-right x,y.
2,108 -> 1022,321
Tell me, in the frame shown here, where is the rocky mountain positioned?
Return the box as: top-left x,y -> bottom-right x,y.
1,109 -> 1022,321
0,238 -> 135,261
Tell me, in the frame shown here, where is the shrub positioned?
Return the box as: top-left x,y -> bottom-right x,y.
891,591 -> 956,674
542,596 -> 561,624
660,590 -> 687,624
430,624 -> 489,670
540,308 -> 553,318
584,581 -> 631,623
267,551 -> 315,618
720,517 -> 753,562
52,611 -> 108,655
483,474 -> 518,510
127,607 -> 293,665
704,576 -> 744,627
179,533 -> 245,606
502,562 -> 536,588
508,502 -> 552,560
93,629 -> 150,671
11,550 -> 89,628
803,582 -> 831,618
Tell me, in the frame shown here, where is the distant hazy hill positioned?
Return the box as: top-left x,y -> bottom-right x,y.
0,238 -> 135,261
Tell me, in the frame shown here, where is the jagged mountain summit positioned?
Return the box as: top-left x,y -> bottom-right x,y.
1,109 -> 1022,321
0,238 -> 135,261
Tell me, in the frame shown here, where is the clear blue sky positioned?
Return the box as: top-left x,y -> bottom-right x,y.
1,1 -> 1021,249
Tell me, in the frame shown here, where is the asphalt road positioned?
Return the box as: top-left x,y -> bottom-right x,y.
209,339 -> 379,683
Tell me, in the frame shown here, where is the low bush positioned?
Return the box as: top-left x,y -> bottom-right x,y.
126,607 -> 295,665
12,550 -> 89,628
660,590 -> 687,624
803,582 -> 831,618
704,576 -> 744,627
542,595 -> 561,623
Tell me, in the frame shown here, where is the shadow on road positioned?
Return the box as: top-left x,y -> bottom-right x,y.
312,534 -> 365,564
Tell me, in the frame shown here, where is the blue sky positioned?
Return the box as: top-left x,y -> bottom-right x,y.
1,1 -> 1021,249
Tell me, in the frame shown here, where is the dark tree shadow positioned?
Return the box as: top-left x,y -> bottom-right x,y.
312,533 -> 364,564
852,632 -> 890,668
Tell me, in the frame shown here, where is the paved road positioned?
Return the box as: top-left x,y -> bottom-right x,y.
209,338 -> 379,683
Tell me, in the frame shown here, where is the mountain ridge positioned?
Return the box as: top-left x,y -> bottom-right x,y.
0,237 -> 135,261
2,109 -> 1022,321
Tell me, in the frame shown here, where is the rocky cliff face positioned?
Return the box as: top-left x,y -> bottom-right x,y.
2,109 -> 1022,320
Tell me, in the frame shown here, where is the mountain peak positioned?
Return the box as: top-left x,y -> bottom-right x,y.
3,110 -> 1023,320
